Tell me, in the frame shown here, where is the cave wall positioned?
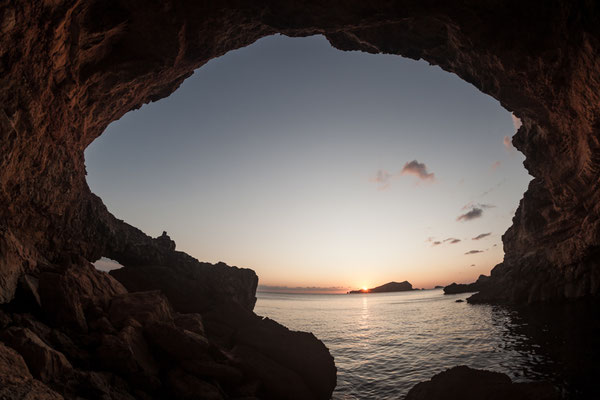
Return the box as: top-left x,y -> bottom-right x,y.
1,1 -> 600,305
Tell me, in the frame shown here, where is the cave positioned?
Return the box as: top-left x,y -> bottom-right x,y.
1,1 -> 599,399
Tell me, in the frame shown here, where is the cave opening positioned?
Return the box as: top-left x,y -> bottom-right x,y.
4,2 -> 600,399
86,34 -> 530,292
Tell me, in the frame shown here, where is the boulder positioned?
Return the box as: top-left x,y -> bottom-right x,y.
166,368 -> 223,400
0,327 -> 72,383
110,261 -> 258,314
181,360 -> 244,386
203,304 -> 336,400
0,342 -> 63,400
108,290 -> 173,329
405,366 -> 560,400
232,344 -> 315,400
39,262 -> 127,332
144,321 -> 209,361
97,325 -> 159,378
174,313 -> 206,337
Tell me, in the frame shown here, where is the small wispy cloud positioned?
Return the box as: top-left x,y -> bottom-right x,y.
444,238 -> 461,244
465,250 -> 484,255
503,135 -> 514,151
457,208 -> 483,222
470,264 -> 476,267
371,169 -> 393,190
462,202 -> 495,211
478,179 -> 506,198
401,160 -> 435,182
472,232 -> 491,240
432,241 -> 442,246
491,161 -> 501,171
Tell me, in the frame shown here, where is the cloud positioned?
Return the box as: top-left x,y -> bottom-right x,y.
478,179 -> 506,198
491,161 -> 501,171
503,135 -> 513,150
457,208 -> 483,221
462,202 -> 495,211
371,169 -> 393,190
443,238 -> 461,244
511,114 -> 522,131
465,250 -> 484,255
472,232 -> 491,240
432,241 -> 442,246
401,160 -> 435,182
470,264 -> 476,267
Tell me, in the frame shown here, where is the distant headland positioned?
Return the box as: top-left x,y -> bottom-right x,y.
348,281 -> 414,294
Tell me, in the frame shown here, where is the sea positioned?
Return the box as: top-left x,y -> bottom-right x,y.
254,289 -> 600,400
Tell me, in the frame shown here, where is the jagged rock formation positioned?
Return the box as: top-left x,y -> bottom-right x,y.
1,0 -> 600,398
405,366 -> 559,400
348,281 -> 413,294
0,255 -> 336,399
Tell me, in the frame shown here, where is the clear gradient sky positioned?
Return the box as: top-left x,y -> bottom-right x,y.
86,35 -> 531,292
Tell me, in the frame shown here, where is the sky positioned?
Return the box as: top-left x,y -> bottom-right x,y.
86,34 -> 531,292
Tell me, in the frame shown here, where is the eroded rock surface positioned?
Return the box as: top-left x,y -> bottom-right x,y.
1,0 -> 600,398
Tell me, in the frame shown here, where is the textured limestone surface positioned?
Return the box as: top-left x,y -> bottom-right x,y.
1,0 -> 600,398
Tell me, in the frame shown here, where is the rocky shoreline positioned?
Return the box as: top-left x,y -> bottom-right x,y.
0,235 -> 336,399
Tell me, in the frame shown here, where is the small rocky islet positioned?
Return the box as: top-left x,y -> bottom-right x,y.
347,280 -> 415,294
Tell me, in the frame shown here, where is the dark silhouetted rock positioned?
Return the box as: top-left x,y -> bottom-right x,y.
110,260 -> 258,314
145,321 -> 209,361
166,368 -> 223,400
444,275 -> 490,295
455,299 -> 464,303
203,303 -> 337,400
18,274 -> 41,308
97,325 -> 159,379
1,327 -> 73,383
0,342 -> 63,400
349,281 -> 413,294
39,262 -> 126,332
174,313 -> 206,337
405,366 -> 559,400
108,290 -> 173,329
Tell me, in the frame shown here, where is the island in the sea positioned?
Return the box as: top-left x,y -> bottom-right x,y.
348,280 -> 414,294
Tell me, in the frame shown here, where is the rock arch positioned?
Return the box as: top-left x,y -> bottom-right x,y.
2,1 -> 598,304
0,1 -> 599,397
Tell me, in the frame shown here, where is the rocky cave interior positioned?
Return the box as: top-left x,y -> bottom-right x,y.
1,1 -> 599,399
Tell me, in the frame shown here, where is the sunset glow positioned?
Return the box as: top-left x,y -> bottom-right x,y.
86,35 -> 530,292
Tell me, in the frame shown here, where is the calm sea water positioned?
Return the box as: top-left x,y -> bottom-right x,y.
255,289 -> 600,399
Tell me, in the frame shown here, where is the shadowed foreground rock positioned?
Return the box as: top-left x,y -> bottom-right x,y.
0,251 -> 336,399
405,366 -> 560,400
